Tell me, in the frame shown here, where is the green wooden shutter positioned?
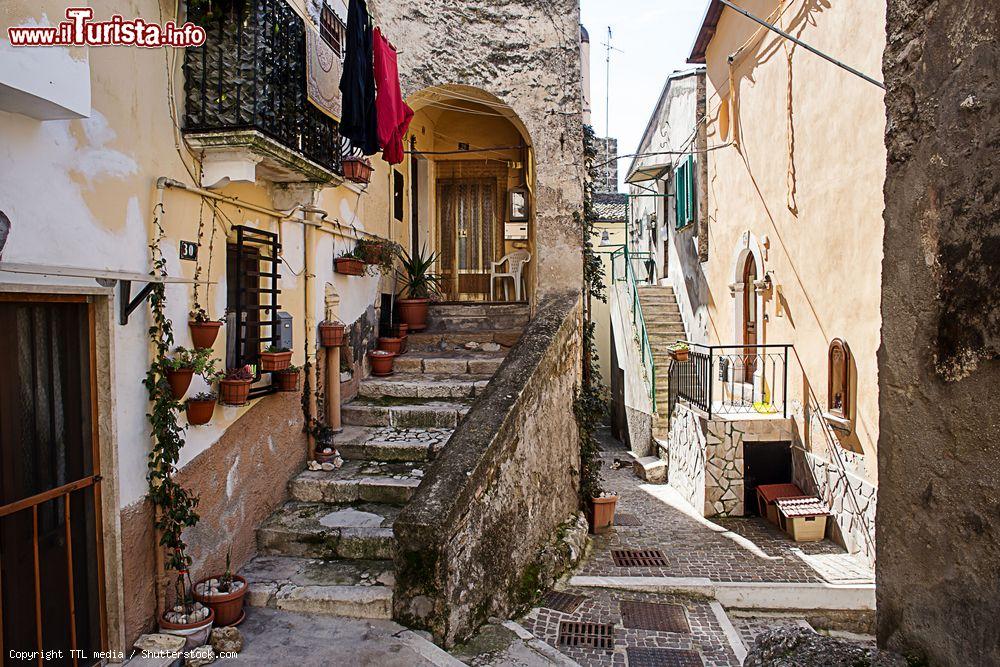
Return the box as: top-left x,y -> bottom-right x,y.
674,161 -> 687,230
685,154 -> 696,227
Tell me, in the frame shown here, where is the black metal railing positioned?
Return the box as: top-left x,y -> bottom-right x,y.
183,0 -> 343,175
668,343 -> 790,419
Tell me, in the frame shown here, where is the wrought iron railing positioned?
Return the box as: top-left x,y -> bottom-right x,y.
668,342 -> 790,420
610,246 -> 657,406
183,0 -> 343,175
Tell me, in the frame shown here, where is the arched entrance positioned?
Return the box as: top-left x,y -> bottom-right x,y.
406,85 -> 535,303
731,232 -> 765,385
742,252 -> 759,376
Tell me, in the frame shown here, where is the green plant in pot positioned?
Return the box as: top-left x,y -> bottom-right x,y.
335,248 -> 366,276
667,341 -> 690,362
219,365 -> 253,406
396,246 -> 442,332
309,419 -> 341,464
356,237 -> 400,275
275,364 -> 301,392
193,546 -> 247,627
185,391 -> 217,426
259,344 -> 292,372
188,306 -> 224,351
163,347 -> 217,400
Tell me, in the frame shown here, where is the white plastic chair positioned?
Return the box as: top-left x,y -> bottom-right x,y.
490,250 -> 531,301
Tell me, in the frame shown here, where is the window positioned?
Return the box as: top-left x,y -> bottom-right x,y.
828,338 -> 851,418
393,169 -> 405,221
674,154 -> 696,230
319,3 -> 346,56
226,226 -> 282,391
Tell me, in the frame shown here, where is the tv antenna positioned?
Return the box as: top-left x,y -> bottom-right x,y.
601,26 -> 624,192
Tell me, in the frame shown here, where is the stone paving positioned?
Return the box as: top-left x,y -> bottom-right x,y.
518,587 -> 739,667
576,434 -> 875,586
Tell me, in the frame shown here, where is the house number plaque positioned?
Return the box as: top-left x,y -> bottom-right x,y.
179,240 -> 199,261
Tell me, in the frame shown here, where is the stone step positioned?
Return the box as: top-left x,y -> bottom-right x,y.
341,398 -> 471,428
257,501 -> 397,560
394,351 -> 505,376
358,373 -> 492,400
242,555 -> 394,619
290,461 -> 425,505
642,304 -> 682,314
329,425 -> 452,462
645,316 -> 685,326
407,329 -> 523,352
425,303 -> 529,333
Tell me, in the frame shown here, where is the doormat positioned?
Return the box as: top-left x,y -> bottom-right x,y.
626,647 -> 704,666
620,601 -> 691,633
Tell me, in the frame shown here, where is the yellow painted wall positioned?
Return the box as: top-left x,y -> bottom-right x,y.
700,0 -> 886,482
591,221 -> 627,387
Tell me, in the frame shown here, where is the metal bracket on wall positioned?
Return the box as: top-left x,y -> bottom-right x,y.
118,280 -> 157,326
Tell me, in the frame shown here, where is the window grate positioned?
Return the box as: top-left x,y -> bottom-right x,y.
620,601 -> 690,633
557,621 -> 615,650
228,225 -> 282,398
626,648 -> 704,667
611,549 -> 668,568
540,591 -> 587,614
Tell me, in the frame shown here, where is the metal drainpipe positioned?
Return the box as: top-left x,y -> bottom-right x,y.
302,205 -> 326,456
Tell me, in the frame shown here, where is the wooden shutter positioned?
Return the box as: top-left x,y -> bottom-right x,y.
685,154 -> 696,227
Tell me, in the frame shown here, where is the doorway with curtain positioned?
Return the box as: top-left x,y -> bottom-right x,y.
436,162 -> 505,301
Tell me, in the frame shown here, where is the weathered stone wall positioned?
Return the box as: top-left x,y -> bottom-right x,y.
878,0 -> 1000,664
393,292 -> 582,646
120,392 -> 306,646
372,0 -> 585,299
665,404 -> 707,512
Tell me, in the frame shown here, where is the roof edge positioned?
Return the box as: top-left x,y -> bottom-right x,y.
688,0 -> 724,64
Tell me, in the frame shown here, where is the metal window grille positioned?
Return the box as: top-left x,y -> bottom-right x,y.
319,4 -> 346,56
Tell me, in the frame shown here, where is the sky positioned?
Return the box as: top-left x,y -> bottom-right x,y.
580,1 -> 709,190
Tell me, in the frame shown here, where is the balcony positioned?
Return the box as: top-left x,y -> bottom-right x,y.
182,0 -> 343,185
668,343 -> 791,420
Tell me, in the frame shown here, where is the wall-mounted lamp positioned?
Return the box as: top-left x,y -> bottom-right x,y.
600,230 -> 613,246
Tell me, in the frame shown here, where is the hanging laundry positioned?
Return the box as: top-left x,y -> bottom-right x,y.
339,0 -> 379,155
373,27 -> 414,165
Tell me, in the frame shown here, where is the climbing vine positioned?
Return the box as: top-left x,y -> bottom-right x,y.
144,200 -> 200,575
576,124 -> 609,504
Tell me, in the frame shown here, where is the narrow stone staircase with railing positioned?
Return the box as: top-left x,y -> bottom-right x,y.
637,285 -> 687,436
239,303 -> 527,620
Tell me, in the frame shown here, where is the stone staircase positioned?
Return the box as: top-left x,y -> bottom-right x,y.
637,286 -> 687,435
241,304 -> 524,620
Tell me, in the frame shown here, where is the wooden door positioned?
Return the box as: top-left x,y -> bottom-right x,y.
0,295 -> 105,666
742,255 -> 758,377
437,179 -> 500,300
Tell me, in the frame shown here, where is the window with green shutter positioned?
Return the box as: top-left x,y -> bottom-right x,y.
674,154 -> 697,230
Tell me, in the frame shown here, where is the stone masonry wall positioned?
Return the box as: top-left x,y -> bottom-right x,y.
665,403 -> 707,512
879,0 -> 1000,663
372,0 -> 585,299
393,292 -> 582,646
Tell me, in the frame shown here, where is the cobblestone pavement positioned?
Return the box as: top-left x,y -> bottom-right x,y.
519,587 -> 740,667
368,426 -> 454,448
576,439 -> 874,585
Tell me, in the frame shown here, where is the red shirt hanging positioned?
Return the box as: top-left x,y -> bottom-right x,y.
373,28 -> 413,165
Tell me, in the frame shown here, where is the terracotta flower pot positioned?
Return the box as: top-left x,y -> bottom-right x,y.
378,336 -> 404,355
335,257 -> 365,276
368,350 -> 396,377
397,298 -> 430,331
159,607 -> 214,649
259,350 -> 292,372
193,575 -> 247,627
319,322 -> 346,347
219,379 -> 252,406
189,320 -> 222,350
186,398 -> 216,426
589,495 -> 619,535
670,349 -> 690,362
275,369 -> 300,392
343,158 -> 373,184
166,368 -> 194,400
314,447 -> 338,464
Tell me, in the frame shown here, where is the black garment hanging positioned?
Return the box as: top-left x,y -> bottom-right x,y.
339,0 -> 380,155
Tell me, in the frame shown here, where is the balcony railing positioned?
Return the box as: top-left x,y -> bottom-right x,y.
668,342 -> 790,420
183,0 -> 342,176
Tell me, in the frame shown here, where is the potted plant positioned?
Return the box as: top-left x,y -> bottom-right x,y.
259,345 -> 292,372
164,347 -> 215,400
667,341 -> 690,362
275,365 -> 301,392
193,548 -> 247,627
356,237 -> 399,274
368,349 -> 396,376
319,320 -> 347,347
396,246 -> 442,332
392,323 -> 409,353
219,366 -> 253,406
335,249 -> 366,276
589,490 -> 619,535
189,307 -> 224,350
160,571 -> 215,648
377,336 -> 404,355
309,420 -> 341,463
186,392 -> 217,426
342,156 -> 374,184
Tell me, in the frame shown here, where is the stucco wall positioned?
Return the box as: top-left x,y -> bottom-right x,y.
878,0 -> 1000,663
393,292 -> 582,646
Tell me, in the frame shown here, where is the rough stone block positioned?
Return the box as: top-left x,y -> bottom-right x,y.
423,358 -> 469,374
632,456 -> 667,483
394,356 -> 424,373
275,584 -> 393,619
469,358 -> 503,374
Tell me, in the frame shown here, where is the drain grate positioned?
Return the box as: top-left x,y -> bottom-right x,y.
626,647 -> 704,667
557,621 -> 616,650
611,549 -> 668,567
614,512 -> 642,526
541,590 -> 587,614
620,601 -> 691,633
